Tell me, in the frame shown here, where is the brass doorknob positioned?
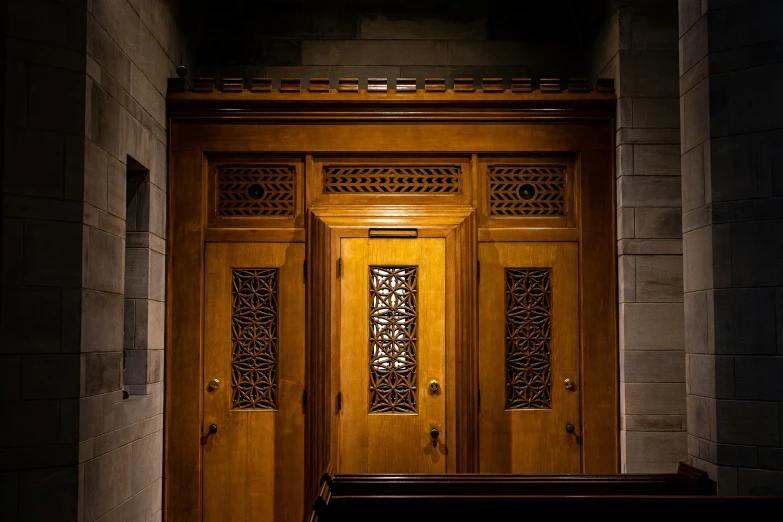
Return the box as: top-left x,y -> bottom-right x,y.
429,380 -> 440,393
208,379 -> 220,391
564,378 -> 574,390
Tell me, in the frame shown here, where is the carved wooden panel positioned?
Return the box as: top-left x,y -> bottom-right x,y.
217,165 -> 295,217
488,165 -> 566,217
231,268 -> 278,410
369,266 -> 419,413
324,166 -> 461,194
505,268 -> 552,410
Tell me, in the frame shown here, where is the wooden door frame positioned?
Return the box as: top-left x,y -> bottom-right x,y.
165,85 -> 618,522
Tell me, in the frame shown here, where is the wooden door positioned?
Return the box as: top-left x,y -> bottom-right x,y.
478,242 -> 581,473
338,237 -> 447,473
203,243 -> 305,521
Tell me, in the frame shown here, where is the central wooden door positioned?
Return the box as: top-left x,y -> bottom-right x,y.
202,242 -> 305,521
478,242 -> 581,473
338,237 -> 447,473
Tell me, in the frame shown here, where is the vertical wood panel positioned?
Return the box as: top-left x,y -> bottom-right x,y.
165,151 -> 205,522
579,149 -> 619,473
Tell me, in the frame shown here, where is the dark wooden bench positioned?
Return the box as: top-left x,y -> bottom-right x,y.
309,463 -> 778,521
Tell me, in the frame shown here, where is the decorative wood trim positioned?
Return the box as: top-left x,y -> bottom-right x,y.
310,78 -> 330,93
396,78 -> 416,92
251,78 -> 272,92
367,78 -> 387,93
222,78 -> 243,93
425,78 -> 445,92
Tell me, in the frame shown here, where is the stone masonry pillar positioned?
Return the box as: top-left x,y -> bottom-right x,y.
679,0 -> 783,494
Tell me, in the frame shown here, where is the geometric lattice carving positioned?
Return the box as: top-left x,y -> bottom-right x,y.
505,268 -> 552,410
369,266 -> 418,413
324,166 -> 460,194
231,269 -> 278,410
488,165 -> 566,216
217,165 -> 295,217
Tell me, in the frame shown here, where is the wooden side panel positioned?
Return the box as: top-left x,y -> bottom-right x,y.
165,151 -> 205,522
579,149 -> 619,473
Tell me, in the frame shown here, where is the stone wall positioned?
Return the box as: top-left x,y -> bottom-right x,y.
195,0 -> 588,88
589,0 -> 687,473
679,0 -> 783,495
1,0 -> 193,519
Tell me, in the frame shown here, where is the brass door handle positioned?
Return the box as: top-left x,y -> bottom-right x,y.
208,379 -> 220,391
429,380 -> 440,393
564,378 -> 574,390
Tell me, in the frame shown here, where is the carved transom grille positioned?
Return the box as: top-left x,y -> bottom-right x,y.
323,166 -> 461,194
505,268 -> 552,410
369,266 -> 418,413
217,165 -> 295,217
488,165 -> 566,216
231,268 -> 278,410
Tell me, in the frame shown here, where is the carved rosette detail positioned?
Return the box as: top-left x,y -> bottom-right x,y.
231,269 -> 278,410
217,165 -> 295,217
505,268 -> 552,410
488,166 -> 566,216
324,166 -> 460,194
369,266 -> 419,413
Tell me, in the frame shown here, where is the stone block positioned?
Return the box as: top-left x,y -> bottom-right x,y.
0,287 -> 63,354
124,349 -> 148,385
680,142 -> 705,213
621,303 -> 684,351
0,356 -> 22,401
710,130 -> 783,202
124,300 -> 135,350
151,138 -> 167,191
81,289 -> 124,353
683,226 -> 713,292
6,34 -> 85,72
302,40 -> 448,66
617,97 -> 633,130
24,219 -> 82,287
121,476 -> 161,522
616,128 -> 681,145
0,472 -> 18,521
83,225 -> 125,294
737,468 -> 783,496
678,0 -> 702,37
710,64 -> 783,137
0,400 -> 61,447
688,353 -> 716,397
632,97 -> 679,129
60,397 -> 79,444
131,430 -> 162,495
618,255 -> 636,303
730,220 -> 783,287
18,466 -> 78,521
132,21 -> 173,99
360,15 -> 487,40
633,144 -> 680,176
125,248 -> 150,299
617,144 -> 632,178
709,0 -> 783,53
618,208 -> 634,240
713,288 -> 777,355
121,117 -> 155,178
635,255 -> 683,302
87,80 -> 122,160
147,350 -> 163,383
624,414 -> 683,432
624,382 -> 686,414
114,393 -> 154,429
624,431 -> 687,473
82,445 -> 133,522
680,55 -> 708,96
679,14 -> 707,75
686,395 -> 715,440
147,184 -> 166,239
715,399 -> 779,446
634,208 -> 682,239
778,288 -> 783,354
4,127 -> 65,198
92,414 -> 159,460
2,218 -> 23,284
619,176 -> 681,208
618,50 -> 678,98
107,156 -> 126,219
758,447 -> 783,471
130,63 -> 166,128
681,77 -> 709,153
83,353 -> 122,396
716,443 -> 759,468
623,350 -> 685,383
22,354 -> 80,400
734,356 -> 783,401
28,64 -> 85,135
85,139 -> 109,211
149,251 -> 165,302
61,288 -> 82,353
630,6 -> 678,51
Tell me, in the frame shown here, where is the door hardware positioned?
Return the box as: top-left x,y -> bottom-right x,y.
566,423 -> 575,434
368,228 -> 418,238
564,378 -> 574,390
429,380 -> 440,393
208,423 -> 218,435
208,379 -> 220,391
337,258 -> 342,277
430,427 -> 440,447
336,391 -> 342,412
